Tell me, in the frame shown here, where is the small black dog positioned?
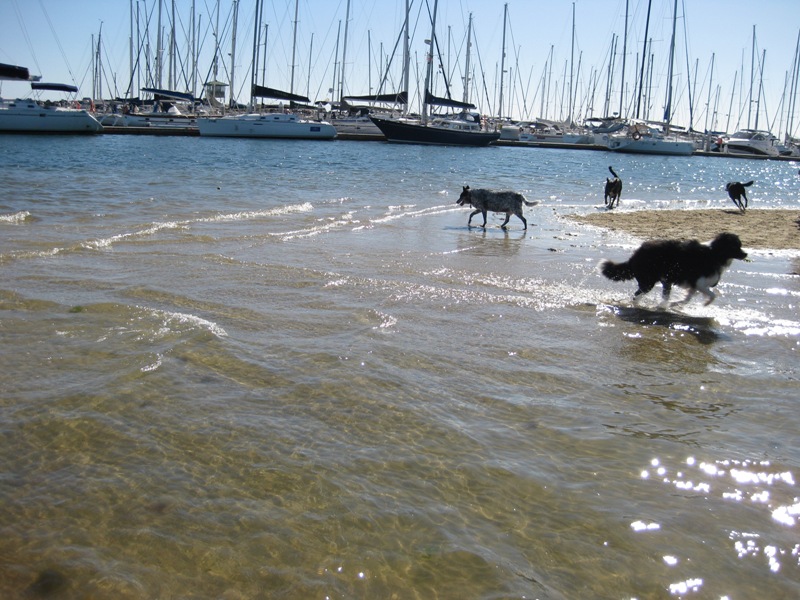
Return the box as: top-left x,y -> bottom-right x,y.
725,181 -> 754,212
604,166 -> 622,209
601,232 -> 748,306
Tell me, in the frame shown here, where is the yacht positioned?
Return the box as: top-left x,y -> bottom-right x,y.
724,130 -> 781,157
603,122 -> 693,156
0,65 -> 102,134
197,111 -> 336,140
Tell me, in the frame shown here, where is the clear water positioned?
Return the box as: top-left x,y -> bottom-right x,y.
1,134 -> 799,599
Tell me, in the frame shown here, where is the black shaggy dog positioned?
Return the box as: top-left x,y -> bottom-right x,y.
726,180 -> 754,212
601,232 -> 748,306
457,186 -> 539,229
604,166 -> 622,209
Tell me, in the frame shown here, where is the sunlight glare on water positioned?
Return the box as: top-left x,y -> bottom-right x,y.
1,135 -> 799,598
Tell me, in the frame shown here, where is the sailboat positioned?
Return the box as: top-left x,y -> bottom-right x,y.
369,0 -> 499,146
0,64 -> 102,134
604,0 -> 694,156
196,0 -> 335,140
197,85 -> 336,139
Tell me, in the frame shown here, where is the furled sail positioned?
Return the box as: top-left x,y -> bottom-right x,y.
251,85 -> 310,103
343,91 -> 408,105
424,90 -> 475,110
0,63 -> 30,81
141,87 -> 195,103
31,82 -> 78,93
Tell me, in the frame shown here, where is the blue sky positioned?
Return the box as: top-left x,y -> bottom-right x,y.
2,0 -> 799,136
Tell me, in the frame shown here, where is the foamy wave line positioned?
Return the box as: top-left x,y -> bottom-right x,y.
372,205 -> 459,224
149,307 -> 228,338
196,202 -> 313,223
2,246 -> 65,261
271,210 -> 356,240
82,203 -> 314,250
0,210 -> 32,224
83,221 -> 183,249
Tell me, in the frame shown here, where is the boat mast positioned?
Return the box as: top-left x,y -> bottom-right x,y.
339,0 -> 351,105
422,0 -> 440,124
498,3 -> 508,120
307,33 -> 314,99
618,0 -> 628,117
703,53 -> 715,140
787,29 -> 800,141
662,0 -> 678,128
725,71 -> 737,133
463,13 -> 473,105
169,0 -> 176,90
290,0 -> 299,95
568,2 -> 575,124
635,0 -> 652,119
129,0 -> 134,99
402,0 -> 410,114
155,0 -> 163,88
230,0 -> 239,108
754,49 -> 765,130
192,0 -> 197,100
747,26 -> 755,129
605,34 -> 616,117
250,0 -> 262,110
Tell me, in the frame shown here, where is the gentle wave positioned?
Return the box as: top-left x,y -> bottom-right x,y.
0,210 -> 33,224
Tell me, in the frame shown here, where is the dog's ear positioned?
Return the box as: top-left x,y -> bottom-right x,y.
463,185 -> 470,192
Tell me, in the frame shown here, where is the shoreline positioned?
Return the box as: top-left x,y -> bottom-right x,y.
568,208 -> 800,251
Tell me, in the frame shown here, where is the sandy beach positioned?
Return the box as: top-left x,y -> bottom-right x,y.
569,208 -> 800,250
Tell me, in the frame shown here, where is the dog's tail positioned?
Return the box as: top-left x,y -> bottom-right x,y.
523,199 -> 540,207
608,166 -> 619,179
742,180 -> 754,187
601,259 -> 634,281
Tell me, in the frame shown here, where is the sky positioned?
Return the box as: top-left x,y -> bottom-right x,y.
2,0 -> 800,137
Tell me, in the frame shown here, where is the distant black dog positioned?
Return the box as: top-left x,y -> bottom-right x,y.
457,186 -> 539,229
604,166 -> 622,209
601,232 -> 748,306
726,180 -> 754,212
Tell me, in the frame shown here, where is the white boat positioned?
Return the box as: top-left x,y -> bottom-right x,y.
603,123 -> 694,156
0,75 -> 102,134
197,111 -> 335,139
500,120 -> 594,145
99,104 -> 198,130
99,88 -> 198,131
330,113 -> 383,136
723,129 -> 781,157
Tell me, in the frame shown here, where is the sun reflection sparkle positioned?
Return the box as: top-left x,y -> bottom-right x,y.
639,456 -> 798,577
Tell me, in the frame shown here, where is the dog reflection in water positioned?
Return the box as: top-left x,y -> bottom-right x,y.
601,232 -> 748,307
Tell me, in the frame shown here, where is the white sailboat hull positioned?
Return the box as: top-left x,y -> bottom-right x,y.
606,135 -> 694,156
0,99 -> 102,133
197,113 -> 336,139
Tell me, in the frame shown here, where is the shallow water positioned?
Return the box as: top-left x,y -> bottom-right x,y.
1,134 -> 799,598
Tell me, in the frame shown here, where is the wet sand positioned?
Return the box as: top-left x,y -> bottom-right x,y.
569,208 -> 800,250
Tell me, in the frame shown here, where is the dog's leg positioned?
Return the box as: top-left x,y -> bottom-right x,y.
468,209 -> 481,226
515,210 -> 528,230
481,209 -> 488,228
632,278 -> 656,304
696,283 -> 717,305
657,283 -> 673,308
500,211 -> 511,229
671,288 -> 699,307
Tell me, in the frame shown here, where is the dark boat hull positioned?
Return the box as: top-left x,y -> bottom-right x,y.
369,116 -> 499,147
